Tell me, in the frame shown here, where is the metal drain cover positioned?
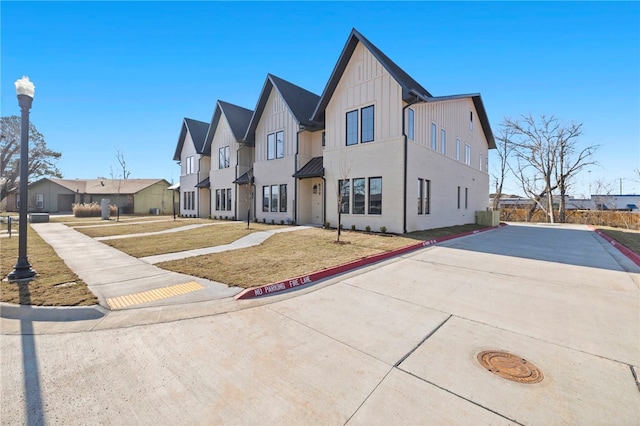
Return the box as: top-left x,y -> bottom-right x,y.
477,350 -> 544,384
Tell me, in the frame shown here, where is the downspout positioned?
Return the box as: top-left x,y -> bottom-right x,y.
322,176 -> 327,227
235,145 -> 241,221
402,90 -> 423,234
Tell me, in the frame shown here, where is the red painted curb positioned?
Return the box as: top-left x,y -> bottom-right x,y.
235,223 -> 506,300
589,226 -> 640,267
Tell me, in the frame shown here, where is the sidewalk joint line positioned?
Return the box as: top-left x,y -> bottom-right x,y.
394,315 -> 452,367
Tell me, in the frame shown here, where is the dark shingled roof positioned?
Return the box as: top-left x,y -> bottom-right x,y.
203,100 -> 254,154
244,74 -> 321,146
173,117 -> 210,161
293,157 -> 324,179
312,28 -> 431,123
233,168 -> 254,185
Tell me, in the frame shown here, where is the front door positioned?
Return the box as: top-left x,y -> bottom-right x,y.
311,178 -> 323,225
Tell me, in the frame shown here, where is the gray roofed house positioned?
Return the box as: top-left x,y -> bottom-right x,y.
203,100 -> 253,153
173,117 -> 210,161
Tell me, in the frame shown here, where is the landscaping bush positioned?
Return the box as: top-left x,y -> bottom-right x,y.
324,221 -> 330,228
72,203 -> 117,218
365,225 -> 371,232
280,219 -> 285,225
380,226 -> 387,234
351,224 -> 356,231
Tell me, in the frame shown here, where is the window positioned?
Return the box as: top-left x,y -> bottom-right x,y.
184,191 -> 194,210
262,186 -> 269,212
279,184 -> 287,212
219,146 -> 230,169
368,177 -> 382,214
465,187 -> 468,209
418,179 -> 423,214
352,178 -> 365,214
408,108 -> 414,140
479,153 -> 483,171
457,186 -> 461,209
322,131 -> 326,147
425,180 -> 431,214
361,106 -> 374,142
267,133 -> 275,160
227,188 -> 232,211
221,189 -> 227,211
431,123 -> 437,150
469,111 -> 473,131
276,131 -> 284,159
456,138 -> 461,161
185,155 -> 195,174
270,185 -> 278,212
441,128 -> 446,155
339,179 -> 350,213
346,110 -> 358,146
36,193 -> 44,209
465,144 -> 471,166
215,189 -> 221,211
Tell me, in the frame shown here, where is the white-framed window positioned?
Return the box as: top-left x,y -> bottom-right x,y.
185,155 -> 195,174
469,111 -> 473,131
441,128 -> 446,155
431,123 -> 437,150
36,193 -> 44,209
465,144 -> 471,166
408,108 -> 414,140
276,131 -> 284,158
418,178 -> 430,215
479,153 -> 483,171
219,146 -> 230,169
456,138 -> 461,161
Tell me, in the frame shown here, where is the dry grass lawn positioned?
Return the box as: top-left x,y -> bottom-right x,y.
157,228 -> 419,288
0,225 -> 98,306
597,226 -> 640,254
75,218 -> 213,238
102,222 -> 286,258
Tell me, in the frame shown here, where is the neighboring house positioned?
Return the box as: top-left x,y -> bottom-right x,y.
206,100 -> 253,221
23,178 -> 170,214
173,117 -> 211,218
173,29 -> 496,233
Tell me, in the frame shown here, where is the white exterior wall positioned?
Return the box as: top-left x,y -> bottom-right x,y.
296,130 -> 325,226
179,132 -> 200,217
324,42 -> 405,233
210,113 -> 240,219
406,98 -> 490,231
253,88 -> 298,224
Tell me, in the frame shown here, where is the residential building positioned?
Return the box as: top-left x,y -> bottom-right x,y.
173,117 -> 210,217
173,29 -> 496,233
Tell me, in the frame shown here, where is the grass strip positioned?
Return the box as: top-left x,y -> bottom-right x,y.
0,225 -> 98,306
597,227 -> 640,254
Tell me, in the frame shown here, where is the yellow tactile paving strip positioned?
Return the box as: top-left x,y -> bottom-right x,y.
106,281 -> 204,310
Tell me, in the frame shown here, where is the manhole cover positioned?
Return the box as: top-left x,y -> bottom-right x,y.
477,350 -> 544,384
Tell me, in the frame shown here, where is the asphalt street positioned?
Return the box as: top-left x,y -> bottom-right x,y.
1,222 -> 639,425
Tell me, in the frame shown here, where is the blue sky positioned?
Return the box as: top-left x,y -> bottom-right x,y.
2,1 -> 638,197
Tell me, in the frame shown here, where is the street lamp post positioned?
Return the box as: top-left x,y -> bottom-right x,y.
8,76 -> 36,281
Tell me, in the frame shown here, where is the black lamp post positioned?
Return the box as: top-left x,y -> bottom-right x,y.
8,76 -> 36,281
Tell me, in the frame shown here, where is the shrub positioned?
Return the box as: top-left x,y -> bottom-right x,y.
271,219 -> 275,225
365,225 -> 371,232
351,224 -> 356,231
72,203 -> 117,218
280,219 -> 285,225
324,221 -> 330,228
262,218 -> 266,224
380,226 -> 387,234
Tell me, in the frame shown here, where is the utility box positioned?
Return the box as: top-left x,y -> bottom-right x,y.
29,213 -> 50,223
476,210 -> 500,227
101,199 -> 110,220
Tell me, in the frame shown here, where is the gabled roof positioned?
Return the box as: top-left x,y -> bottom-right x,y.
36,178 -> 170,195
293,157 -> 324,179
312,28 -> 432,123
203,100 -> 253,153
244,74 -> 321,146
173,117 -> 210,161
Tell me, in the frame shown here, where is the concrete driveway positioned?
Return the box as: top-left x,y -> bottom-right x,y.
1,222 -> 639,424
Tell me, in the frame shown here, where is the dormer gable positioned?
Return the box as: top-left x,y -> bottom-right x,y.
173,117 -> 209,161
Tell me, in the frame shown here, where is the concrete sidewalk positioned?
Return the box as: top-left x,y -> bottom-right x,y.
28,222 -> 243,310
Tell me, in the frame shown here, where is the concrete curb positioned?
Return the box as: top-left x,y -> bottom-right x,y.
589,226 -> 640,267
0,302 -> 108,322
235,224 -> 507,300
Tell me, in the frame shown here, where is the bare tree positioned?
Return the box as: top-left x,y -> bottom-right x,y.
1,115 -> 62,201
490,125 -> 516,210
332,155 -> 352,242
503,114 -> 597,223
110,148 -> 131,221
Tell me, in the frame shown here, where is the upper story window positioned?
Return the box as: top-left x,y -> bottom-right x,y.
185,155 -> 195,174
219,146 -> 230,169
346,105 -> 374,145
456,138 -> 461,161
479,153 -> 483,171
322,131 -> 326,147
431,123 -> 437,150
469,111 -> 474,131
408,108 -> 414,140
267,131 -> 284,160
361,106 -> 374,142
465,144 -> 471,166
346,110 -> 358,146
440,129 -> 446,155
